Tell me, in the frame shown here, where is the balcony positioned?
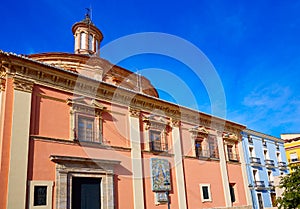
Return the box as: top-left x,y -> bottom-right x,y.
254,181 -> 266,190
278,161 -> 288,170
268,181 -> 275,190
249,157 -> 262,167
228,153 -> 239,162
265,159 -> 275,169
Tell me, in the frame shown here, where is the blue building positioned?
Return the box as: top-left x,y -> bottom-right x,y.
241,129 -> 289,209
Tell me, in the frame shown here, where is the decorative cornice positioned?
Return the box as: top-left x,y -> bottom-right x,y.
67,97 -> 106,116
223,132 -> 238,141
171,119 -> 180,127
0,77 -> 5,91
129,108 -> 140,118
243,129 -> 283,143
143,115 -> 169,131
0,52 -> 246,134
13,76 -> 34,93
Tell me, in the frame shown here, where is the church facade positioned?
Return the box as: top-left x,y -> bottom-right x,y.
1,14 -> 257,209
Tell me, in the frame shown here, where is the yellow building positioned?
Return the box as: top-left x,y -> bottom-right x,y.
281,134 -> 300,167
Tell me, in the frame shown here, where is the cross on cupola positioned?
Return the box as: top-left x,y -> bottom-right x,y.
72,9 -> 103,56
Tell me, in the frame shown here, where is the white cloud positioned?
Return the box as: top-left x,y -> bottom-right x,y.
227,84 -> 300,136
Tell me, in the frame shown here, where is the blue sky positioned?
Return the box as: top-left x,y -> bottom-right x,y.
1,0 -> 300,137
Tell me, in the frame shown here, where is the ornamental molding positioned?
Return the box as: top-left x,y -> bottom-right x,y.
143,115 -> 169,131
171,119 -> 180,127
67,97 -> 106,116
129,108 -> 140,118
223,132 -> 238,141
0,53 -> 246,134
0,77 -> 5,91
13,76 -> 34,93
189,126 -> 209,138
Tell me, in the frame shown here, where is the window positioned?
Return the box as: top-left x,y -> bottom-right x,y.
262,139 -> 267,147
88,34 -> 93,51
195,140 -> 204,158
29,181 -> 53,209
248,135 -> 253,144
276,152 -> 281,161
275,142 -> 280,150
227,144 -> 238,162
257,193 -> 264,209
249,147 -> 254,157
150,130 -> 165,152
68,98 -> 105,143
208,135 -> 219,159
77,115 -> 94,142
80,32 -> 86,49
271,193 -> 277,207
200,184 -> 212,202
290,152 -> 298,162
263,150 -> 268,159
95,40 -> 99,53
229,183 -> 236,203
144,116 -> 169,153
34,186 -> 47,206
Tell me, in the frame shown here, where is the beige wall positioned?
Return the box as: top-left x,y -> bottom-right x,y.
7,89 -> 32,209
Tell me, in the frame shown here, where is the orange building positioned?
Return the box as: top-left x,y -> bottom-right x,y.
0,14 -> 251,209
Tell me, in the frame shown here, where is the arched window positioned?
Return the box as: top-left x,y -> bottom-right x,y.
95,39 -> 99,53
89,34 -> 93,51
80,32 -> 86,49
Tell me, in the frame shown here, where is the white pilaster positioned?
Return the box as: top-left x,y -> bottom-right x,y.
7,78 -> 33,209
0,80 -> 5,167
172,121 -> 187,209
217,134 -> 232,207
238,140 -> 252,205
129,108 -> 145,209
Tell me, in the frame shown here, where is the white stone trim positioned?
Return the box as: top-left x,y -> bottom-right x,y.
50,155 -> 120,209
28,181 -> 54,209
129,113 -> 145,209
172,125 -> 187,209
238,141 -> 252,205
217,135 -> 232,207
199,183 -> 212,202
7,89 -> 32,209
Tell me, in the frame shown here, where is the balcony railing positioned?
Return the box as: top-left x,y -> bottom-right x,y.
265,159 -> 275,168
228,153 -> 239,162
269,181 -> 275,191
278,161 -> 287,170
254,181 -> 266,190
196,149 -> 219,159
249,157 -> 262,166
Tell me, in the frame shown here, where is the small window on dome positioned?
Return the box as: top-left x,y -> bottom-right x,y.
80,32 -> 86,49
96,39 -> 99,53
89,34 -> 93,51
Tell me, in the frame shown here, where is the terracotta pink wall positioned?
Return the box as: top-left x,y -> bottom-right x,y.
184,158 -> 226,208
142,152 -> 180,209
180,124 -> 194,156
0,78 -> 14,209
227,163 -> 247,206
102,102 -> 129,148
30,86 -> 71,139
27,139 -> 134,209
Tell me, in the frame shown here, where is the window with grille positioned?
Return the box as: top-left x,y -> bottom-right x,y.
77,116 -> 94,142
